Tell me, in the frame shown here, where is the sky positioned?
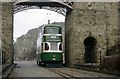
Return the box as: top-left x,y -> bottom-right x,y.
14,9 -> 65,42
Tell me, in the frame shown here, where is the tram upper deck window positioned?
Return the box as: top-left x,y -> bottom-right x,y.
44,27 -> 61,34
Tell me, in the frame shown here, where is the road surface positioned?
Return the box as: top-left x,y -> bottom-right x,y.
8,60 -> 119,79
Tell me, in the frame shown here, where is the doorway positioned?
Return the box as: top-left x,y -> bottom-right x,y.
84,37 -> 97,63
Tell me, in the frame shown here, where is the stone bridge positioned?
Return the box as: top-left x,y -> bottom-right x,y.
0,0 -> 120,76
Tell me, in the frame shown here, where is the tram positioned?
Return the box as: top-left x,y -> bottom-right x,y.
36,24 -> 64,66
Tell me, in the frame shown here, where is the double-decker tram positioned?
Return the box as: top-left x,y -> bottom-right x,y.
36,24 -> 64,66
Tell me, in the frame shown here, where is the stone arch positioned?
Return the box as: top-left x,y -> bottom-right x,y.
2,1 -> 73,65
13,0 -> 73,15
84,37 -> 97,63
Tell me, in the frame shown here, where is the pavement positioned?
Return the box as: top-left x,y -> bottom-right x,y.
2,63 -> 16,79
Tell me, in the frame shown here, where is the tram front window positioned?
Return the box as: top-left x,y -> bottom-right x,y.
45,27 -> 61,34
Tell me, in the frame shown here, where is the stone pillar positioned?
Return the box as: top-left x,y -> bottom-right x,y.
65,2 -> 119,67
2,2 -> 13,65
0,1 -> 2,64
118,2 -> 120,53
65,10 -> 74,66
0,1 -> 2,77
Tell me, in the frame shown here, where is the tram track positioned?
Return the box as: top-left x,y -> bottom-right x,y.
46,67 -> 118,79
46,68 -> 80,79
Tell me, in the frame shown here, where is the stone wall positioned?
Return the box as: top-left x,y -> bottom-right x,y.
118,2 -> 120,52
2,2 -> 13,64
0,1 -> 2,76
65,2 -> 119,67
0,1 -> 2,65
